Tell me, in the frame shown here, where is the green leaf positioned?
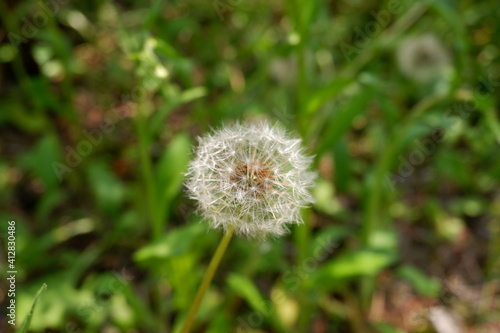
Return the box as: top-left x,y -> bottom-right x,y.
304,78 -> 352,117
153,37 -> 182,59
397,265 -> 441,298
155,133 -> 192,220
180,86 -> 207,104
148,88 -> 206,138
227,273 -> 268,315
133,222 -> 206,265
312,249 -> 397,288
376,93 -> 399,128
333,139 -> 352,192
86,161 -> 126,216
167,253 -> 199,309
36,188 -> 64,220
0,98 -> 48,133
17,133 -> 63,191
367,228 -> 398,252
16,283 -> 47,333
142,0 -> 164,30
308,225 -> 349,259
206,312 -> 231,333
373,322 -> 405,333
435,149 -> 470,187
296,0 -> 318,34
312,178 -> 342,216
27,76 -> 65,114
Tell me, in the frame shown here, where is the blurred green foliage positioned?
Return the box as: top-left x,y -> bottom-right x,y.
1,0 -> 499,332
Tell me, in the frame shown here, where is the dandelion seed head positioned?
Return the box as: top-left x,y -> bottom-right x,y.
396,34 -> 452,83
185,121 -> 316,239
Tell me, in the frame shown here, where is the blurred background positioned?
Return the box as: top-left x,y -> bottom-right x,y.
0,0 -> 499,332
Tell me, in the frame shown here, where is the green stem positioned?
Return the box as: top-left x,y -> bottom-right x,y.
290,1 -> 313,328
295,210 -> 312,332
135,94 -> 161,240
297,36 -> 307,114
112,2 -> 162,239
180,226 -> 235,333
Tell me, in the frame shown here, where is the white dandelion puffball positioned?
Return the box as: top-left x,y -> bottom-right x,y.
185,121 -> 316,239
396,34 -> 452,83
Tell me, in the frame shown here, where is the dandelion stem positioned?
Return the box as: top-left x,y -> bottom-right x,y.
180,225 -> 235,333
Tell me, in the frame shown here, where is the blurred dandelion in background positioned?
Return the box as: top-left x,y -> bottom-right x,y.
396,33 -> 453,83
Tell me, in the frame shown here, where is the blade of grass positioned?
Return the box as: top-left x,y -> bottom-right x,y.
16,283 -> 47,333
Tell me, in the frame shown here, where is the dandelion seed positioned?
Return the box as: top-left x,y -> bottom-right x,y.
185,121 -> 316,239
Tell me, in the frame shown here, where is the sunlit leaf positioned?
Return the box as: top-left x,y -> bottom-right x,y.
397,265 -> 441,298
87,161 -> 126,216
227,273 -> 268,315
133,223 -> 206,265
312,249 -> 397,288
